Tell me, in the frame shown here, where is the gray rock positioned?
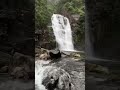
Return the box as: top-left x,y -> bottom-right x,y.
49,50 -> 61,59
36,57 -> 85,90
9,52 -> 34,79
42,66 -> 75,90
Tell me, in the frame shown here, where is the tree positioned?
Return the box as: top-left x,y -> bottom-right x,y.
35,0 -> 56,30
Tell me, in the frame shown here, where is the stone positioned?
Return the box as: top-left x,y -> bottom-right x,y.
9,52 -> 34,79
42,66 -> 75,90
35,56 -> 85,90
11,66 -> 28,79
49,50 -> 61,59
39,53 -> 50,60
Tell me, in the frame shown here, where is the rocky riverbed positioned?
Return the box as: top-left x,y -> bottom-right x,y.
35,47 -> 85,90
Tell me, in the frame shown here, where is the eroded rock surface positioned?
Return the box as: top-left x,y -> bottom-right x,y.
35,57 -> 85,90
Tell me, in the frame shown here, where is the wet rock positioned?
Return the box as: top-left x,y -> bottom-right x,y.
61,51 -> 84,60
9,52 -> 34,79
52,58 -> 85,90
35,47 -> 50,60
42,66 -> 75,90
49,50 -> 61,59
72,53 -> 81,58
36,48 -> 61,60
39,48 -> 49,55
61,51 -> 71,56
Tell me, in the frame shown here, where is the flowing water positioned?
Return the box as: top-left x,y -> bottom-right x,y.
35,14 -> 77,90
51,14 -> 74,51
35,60 -> 51,90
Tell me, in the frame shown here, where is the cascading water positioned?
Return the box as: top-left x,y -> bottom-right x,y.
35,14 -> 76,90
51,14 -> 74,51
35,60 -> 51,90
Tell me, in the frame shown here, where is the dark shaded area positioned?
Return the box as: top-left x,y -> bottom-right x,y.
0,0 -> 35,90
42,77 -> 59,90
49,50 -> 61,59
85,0 -> 120,90
0,0 -> 34,56
86,0 -> 120,60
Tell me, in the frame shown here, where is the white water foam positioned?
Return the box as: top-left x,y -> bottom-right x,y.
35,60 -> 51,90
51,14 -> 74,51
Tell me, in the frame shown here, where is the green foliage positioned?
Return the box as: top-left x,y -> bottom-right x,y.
57,0 -> 85,15
65,1 -> 84,14
59,0 -> 85,42
35,0 -> 85,43
35,0 -> 84,27
75,14 -> 85,42
35,0 -> 55,29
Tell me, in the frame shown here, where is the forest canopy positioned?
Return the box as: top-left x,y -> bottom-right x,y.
35,0 -> 84,29
35,0 -> 85,47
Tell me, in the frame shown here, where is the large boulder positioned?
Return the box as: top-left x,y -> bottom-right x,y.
42,66 -> 75,90
9,52 -> 34,79
49,50 -> 61,59
35,57 -> 85,90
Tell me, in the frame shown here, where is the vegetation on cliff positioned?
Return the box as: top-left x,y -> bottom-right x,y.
35,0 -> 85,49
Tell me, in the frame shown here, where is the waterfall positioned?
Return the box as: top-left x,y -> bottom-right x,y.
35,14 -> 76,90
51,14 -> 74,51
